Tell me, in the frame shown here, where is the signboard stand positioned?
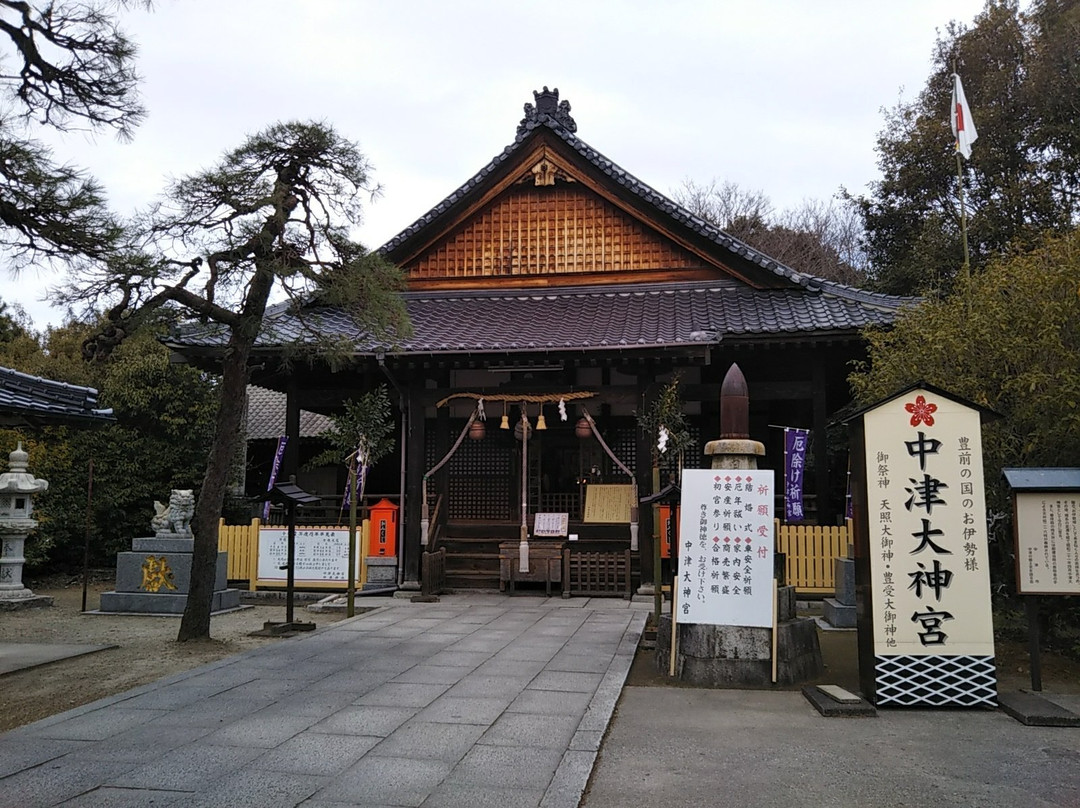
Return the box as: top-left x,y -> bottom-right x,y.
1001,467 -> 1080,693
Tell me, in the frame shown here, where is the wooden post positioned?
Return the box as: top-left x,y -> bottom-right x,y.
1026,595 -> 1043,692
771,577 -> 779,684
669,585 -> 679,677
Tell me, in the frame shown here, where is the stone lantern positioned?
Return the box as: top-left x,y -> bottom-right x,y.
0,442 -> 52,609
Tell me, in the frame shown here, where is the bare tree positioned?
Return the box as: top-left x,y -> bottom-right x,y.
673,178 -> 867,286
0,1 -> 146,270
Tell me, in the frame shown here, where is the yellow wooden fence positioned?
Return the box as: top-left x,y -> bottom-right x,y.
220,518 -> 852,595
217,519 -> 260,590
775,519 -> 851,596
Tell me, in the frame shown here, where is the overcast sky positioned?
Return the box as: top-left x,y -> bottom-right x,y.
7,0 -> 989,330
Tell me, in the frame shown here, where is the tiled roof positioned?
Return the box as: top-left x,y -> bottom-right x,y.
0,366 -> 115,427
246,386 -> 332,440
381,90 -> 837,292
171,280 -> 914,356
166,89 -> 918,358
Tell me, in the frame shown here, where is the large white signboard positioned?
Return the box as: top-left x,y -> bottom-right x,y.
676,469 -> 774,627
257,527 -> 360,584
863,390 -> 995,657
1015,493 -> 1080,595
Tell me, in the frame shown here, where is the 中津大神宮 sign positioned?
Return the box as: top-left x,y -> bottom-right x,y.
856,387 -> 996,706
676,469 -> 774,628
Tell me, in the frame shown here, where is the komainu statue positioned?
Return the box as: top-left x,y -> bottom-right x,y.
151,489 -> 195,536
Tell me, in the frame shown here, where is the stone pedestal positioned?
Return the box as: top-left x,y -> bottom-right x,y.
99,533 -> 240,614
655,584 -> 823,687
363,556 -> 397,590
823,557 -> 857,628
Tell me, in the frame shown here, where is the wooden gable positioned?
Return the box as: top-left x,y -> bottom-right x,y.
404,182 -> 709,286
397,138 -> 739,291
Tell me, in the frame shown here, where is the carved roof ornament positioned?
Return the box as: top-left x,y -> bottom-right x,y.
516,86 -> 577,140
520,155 -> 575,187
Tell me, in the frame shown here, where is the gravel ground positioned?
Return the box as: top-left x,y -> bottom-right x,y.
0,573 -> 349,733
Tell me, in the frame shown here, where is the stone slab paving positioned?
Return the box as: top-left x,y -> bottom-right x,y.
0,594 -> 648,807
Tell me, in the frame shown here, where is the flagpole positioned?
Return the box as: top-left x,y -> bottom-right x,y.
952,60 -> 973,315
956,149 -> 972,315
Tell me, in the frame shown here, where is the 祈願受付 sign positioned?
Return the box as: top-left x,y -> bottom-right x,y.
676,469 -> 774,628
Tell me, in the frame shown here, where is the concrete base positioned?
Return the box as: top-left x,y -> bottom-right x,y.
998,691 -> 1080,726
0,594 -> 54,611
364,557 -> 397,590
99,587 -> 241,614
102,546 -> 236,615
823,597 -> 857,628
656,613 -> 823,687
802,685 -> 877,717
114,549 -> 228,593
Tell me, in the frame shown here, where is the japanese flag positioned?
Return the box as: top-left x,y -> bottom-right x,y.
951,73 -> 978,160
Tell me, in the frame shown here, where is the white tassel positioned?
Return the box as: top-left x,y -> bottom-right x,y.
477,398 -> 486,420
658,425 -> 669,454
558,398 -> 567,421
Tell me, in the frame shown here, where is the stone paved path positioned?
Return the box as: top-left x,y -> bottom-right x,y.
0,594 -> 648,808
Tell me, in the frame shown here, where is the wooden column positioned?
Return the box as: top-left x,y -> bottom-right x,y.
812,360 -> 833,525
285,375 -> 300,482
636,369 -> 656,592
402,389 -> 427,589
434,372 -> 451,512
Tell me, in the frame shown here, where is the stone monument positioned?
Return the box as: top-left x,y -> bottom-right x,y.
99,490 -> 241,614
655,364 -> 823,686
824,546 -> 857,628
0,442 -> 52,610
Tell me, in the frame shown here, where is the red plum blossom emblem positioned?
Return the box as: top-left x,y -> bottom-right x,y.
905,395 -> 937,427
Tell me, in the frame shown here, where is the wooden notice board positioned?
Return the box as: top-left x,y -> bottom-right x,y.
583,484 -> 634,523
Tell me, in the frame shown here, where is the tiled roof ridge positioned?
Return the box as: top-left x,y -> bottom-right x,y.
397,277 -> 916,311
0,365 -> 104,409
379,89 -> 903,306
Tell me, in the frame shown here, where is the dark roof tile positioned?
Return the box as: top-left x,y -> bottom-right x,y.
0,367 -> 114,427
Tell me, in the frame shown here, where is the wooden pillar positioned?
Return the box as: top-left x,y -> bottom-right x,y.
812,360 -> 833,525
401,390 -> 427,589
636,369 -> 656,593
285,375 -> 300,482
435,372 -> 451,510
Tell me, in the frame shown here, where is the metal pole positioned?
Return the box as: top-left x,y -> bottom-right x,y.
347,458 -> 357,618
285,503 -> 296,625
81,458 -> 94,613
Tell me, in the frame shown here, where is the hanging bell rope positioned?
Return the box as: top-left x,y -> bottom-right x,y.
581,408 -> 640,551
436,391 -> 595,408
420,405 -> 481,546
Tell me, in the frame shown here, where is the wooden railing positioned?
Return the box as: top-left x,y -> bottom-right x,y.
422,547 -> 447,597
775,519 -> 851,596
562,548 -> 632,599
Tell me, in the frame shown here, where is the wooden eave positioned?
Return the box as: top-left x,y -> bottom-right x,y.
385,129 -> 791,291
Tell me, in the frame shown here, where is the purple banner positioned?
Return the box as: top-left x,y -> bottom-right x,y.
342,460 -> 366,511
262,435 -> 288,521
784,428 -> 809,522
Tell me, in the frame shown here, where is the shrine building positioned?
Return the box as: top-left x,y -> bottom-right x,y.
167,87 -> 911,593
